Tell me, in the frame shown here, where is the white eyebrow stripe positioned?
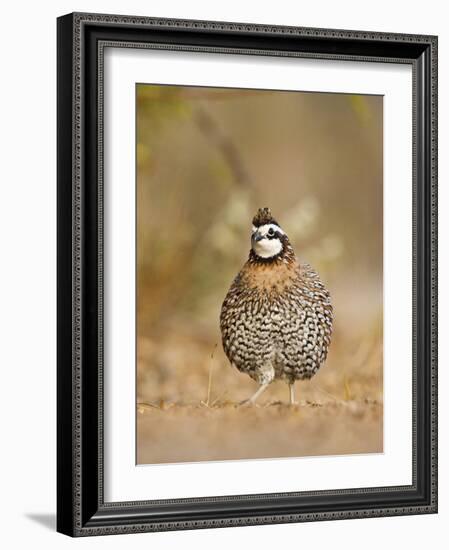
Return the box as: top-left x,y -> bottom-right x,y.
256,223 -> 285,236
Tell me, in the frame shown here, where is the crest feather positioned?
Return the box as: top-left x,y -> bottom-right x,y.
252,207 -> 278,227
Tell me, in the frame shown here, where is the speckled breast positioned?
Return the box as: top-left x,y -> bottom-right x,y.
220,262 -> 333,382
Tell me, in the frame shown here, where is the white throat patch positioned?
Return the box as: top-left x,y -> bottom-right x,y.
253,238 -> 283,258
252,223 -> 284,258
252,223 -> 285,237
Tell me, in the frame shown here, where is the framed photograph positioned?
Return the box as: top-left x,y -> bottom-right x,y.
57,12 -> 438,536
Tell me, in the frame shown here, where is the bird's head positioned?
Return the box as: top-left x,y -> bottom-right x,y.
250,207 -> 294,262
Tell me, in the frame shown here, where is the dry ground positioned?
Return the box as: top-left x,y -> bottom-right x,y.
137,399 -> 382,464
137,317 -> 383,464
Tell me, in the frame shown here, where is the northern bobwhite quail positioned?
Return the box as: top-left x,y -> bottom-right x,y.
220,207 -> 333,405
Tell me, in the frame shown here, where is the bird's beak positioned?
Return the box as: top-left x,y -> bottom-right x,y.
252,230 -> 264,243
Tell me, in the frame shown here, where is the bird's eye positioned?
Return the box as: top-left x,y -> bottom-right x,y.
268,227 -> 275,236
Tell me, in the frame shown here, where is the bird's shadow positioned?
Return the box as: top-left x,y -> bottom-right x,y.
25,513 -> 56,531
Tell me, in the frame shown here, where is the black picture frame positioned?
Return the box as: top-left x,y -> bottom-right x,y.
57,12 -> 438,537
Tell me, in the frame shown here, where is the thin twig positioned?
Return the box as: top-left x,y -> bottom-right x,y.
202,344 -> 218,407
137,401 -> 160,412
311,385 -> 340,403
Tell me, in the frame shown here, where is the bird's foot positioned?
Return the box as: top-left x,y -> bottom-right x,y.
238,383 -> 270,407
238,398 -> 257,407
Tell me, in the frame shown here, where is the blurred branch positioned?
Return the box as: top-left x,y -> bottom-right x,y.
193,105 -> 254,191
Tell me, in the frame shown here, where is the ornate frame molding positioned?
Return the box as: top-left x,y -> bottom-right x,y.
57,12 -> 437,536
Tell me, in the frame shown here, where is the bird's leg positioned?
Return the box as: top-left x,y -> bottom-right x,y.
240,383 -> 269,406
289,382 -> 296,405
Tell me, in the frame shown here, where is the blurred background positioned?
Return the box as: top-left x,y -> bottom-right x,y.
136,84 -> 383,464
